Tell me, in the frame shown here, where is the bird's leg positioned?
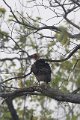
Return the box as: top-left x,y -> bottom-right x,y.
38,81 -> 40,86
33,81 -> 40,86
40,82 -> 50,89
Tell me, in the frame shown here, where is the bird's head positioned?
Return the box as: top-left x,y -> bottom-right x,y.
30,53 -> 40,60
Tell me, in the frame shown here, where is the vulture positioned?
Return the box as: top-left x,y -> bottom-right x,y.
31,59 -> 51,84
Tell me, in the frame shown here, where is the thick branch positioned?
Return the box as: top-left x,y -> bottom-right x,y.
6,98 -> 19,120
1,85 -> 80,104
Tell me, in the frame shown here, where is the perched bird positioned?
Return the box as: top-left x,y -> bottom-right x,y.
30,54 -> 51,84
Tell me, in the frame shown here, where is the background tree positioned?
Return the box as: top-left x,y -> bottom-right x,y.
0,0 -> 80,120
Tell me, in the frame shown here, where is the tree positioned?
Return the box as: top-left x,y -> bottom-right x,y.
0,0 -> 80,119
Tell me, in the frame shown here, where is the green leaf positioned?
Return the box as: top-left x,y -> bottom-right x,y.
71,115 -> 77,120
55,26 -> 70,45
0,7 -> 6,14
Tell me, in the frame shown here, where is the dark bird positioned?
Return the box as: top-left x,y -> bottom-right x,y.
31,59 -> 51,84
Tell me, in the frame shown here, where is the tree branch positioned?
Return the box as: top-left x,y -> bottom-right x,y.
71,0 -> 80,7
64,16 -> 80,30
44,44 -> 80,62
5,98 -> 19,120
1,85 -> 80,104
0,44 -> 80,64
0,71 -> 32,84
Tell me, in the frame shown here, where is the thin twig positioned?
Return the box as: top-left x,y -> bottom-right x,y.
0,72 -> 32,84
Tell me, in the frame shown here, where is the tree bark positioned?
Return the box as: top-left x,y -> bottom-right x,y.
0,85 -> 80,104
6,98 -> 19,120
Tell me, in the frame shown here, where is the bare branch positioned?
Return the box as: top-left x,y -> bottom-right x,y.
0,71 -> 32,84
71,0 -> 80,7
0,57 -> 30,62
44,44 -> 80,62
1,85 -> 80,104
6,98 -> 19,120
64,16 -> 80,30
0,44 -> 80,64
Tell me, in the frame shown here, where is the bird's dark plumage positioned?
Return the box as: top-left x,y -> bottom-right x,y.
31,59 -> 51,84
